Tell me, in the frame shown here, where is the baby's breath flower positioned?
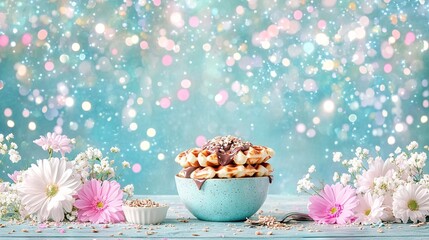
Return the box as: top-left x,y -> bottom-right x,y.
394,147 -> 402,154
8,149 -> 21,163
10,142 -> 17,149
85,147 -> 103,160
333,172 -> 339,182
5,133 -> 13,141
122,160 -> 130,168
406,141 -> 418,151
110,147 -> 120,153
100,159 -> 109,168
340,173 -> 351,186
93,164 -> 102,173
333,152 -> 342,162
123,184 -> 134,198
297,169 -> 316,194
355,147 -> 362,155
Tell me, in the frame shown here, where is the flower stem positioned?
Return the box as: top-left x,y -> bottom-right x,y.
48,148 -> 53,159
311,186 -> 323,197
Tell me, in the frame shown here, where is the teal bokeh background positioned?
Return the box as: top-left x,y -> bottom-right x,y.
0,0 -> 428,194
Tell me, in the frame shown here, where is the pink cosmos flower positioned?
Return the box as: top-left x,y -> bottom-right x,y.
34,132 -> 72,157
74,179 -> 125,224
308,183 -> 359,224
8,170 -> 21,183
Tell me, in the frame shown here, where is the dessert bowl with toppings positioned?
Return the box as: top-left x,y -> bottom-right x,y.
122,199 -> 169,225
175,135 -> 275,221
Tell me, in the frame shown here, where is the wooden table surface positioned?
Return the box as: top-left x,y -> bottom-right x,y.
0,195 -> 428,239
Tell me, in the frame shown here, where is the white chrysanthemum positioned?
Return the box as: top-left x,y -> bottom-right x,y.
392,183 -> 429,223
17,158 -> 81,222
355,192 -> 384,225
356,157 -> 395,193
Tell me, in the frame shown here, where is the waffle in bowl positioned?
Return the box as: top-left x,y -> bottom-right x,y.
175,135 -> 274,182
177,163 -> 273,179
175,135 -> 275,222
175,142 -> 275,168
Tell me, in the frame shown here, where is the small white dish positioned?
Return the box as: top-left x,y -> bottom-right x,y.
122,205 -> 169,225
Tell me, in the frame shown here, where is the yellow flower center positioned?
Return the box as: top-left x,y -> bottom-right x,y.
408,200 -> 419,211
365,209 -> 371,216
96,201 -> 104,209
46,184 -> 59,198
330,207 -> 338,214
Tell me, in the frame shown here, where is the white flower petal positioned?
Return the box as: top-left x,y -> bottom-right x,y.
17,158 -> 81,222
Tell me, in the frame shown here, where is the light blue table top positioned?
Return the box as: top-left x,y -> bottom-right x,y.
0,195 -> 428,239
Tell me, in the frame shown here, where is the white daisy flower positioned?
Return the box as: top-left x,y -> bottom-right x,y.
17,158 -> 81,222
356,157 -> 395,193
392,183 -> 429,223
355,192 -> 384,225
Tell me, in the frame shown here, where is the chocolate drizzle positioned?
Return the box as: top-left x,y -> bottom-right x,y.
193,179 -> 207,190
179,167 -> 208,190
182,167 -> 198,178
268,175 -> 273,184
202,135 -> 252,166
178,136 -> 261,191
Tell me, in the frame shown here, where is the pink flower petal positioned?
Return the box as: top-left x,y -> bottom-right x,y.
74,179 -> 125,224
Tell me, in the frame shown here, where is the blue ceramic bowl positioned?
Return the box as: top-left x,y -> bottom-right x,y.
175,176 -> 270,221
